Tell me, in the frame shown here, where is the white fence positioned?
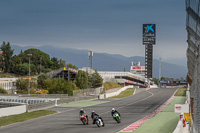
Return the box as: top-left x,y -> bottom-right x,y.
99,85 -> 134,99
0,102 -> 26,117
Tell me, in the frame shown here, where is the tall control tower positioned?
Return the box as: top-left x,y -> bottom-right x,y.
143,24 -> 156,78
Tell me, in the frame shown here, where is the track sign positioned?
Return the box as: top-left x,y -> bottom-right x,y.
143,24 -> 156,45
143,24 -> 156,37
175,104 -> 189,113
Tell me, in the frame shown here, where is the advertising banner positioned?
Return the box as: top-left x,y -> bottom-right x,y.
175,104 -> 189,113
143,24 -> 156,37
143,24 -> 156,45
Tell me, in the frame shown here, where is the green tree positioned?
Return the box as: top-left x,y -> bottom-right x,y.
14,63 -> 36,75
16,78 -> 29,92
0,42 -> 14,72
152,78 -> 159,85
16,63 -> 29,75
0,87 -> 8,94
75,70 -> 88,89
67,63 -> 78,70
23,48 -> 52,72
10,55 -> 22,73
59,58 -> 66,68
91,70 -> 103,88
0,52 -> 4,71
37,73 -> 49,88
51,57 -> 59,70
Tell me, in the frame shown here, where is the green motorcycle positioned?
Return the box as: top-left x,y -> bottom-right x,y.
113,113 -> 121,123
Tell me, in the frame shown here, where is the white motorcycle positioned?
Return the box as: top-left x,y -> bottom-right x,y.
95,117 -> 105,127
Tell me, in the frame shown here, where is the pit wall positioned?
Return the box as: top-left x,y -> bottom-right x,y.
0,102 -> 26,117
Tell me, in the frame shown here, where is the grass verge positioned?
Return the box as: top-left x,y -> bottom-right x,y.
174,88 -> 187,96
103,82 -> 122,91
0,110 -> 57,127
110,88 -> 135,99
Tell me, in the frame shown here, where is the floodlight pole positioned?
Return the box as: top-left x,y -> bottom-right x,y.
27,54 -> 32,95
88,51 -> 93,74
159,57 -> 161,86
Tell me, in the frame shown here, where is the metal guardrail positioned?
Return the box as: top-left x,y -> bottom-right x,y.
0,95 -> 98,112
0,93 -> 68,98
27,95 -> 98,112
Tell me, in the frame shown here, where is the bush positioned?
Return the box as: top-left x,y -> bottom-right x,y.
43,78 -> 76,96
37,73 -> 49,88
0,87 -> 8,94
38,89 -> 48,94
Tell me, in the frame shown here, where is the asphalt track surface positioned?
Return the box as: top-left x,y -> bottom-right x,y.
0,88 -> 177,133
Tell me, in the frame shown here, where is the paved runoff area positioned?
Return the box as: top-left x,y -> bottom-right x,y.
0,88 -> 178,133
120,96 -> 186,133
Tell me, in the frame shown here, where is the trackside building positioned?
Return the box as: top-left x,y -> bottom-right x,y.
186,0 -> 200,132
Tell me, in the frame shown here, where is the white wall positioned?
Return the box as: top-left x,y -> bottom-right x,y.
104,85 -> 134,98
0,105 -> 26,117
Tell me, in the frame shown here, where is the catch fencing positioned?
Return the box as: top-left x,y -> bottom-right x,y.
73,88 -> 103,96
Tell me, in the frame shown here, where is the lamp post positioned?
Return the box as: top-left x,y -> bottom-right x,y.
88,51 -> 93,74
27,54 -> 32,95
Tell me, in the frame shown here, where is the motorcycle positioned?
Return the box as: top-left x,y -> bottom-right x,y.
95,117 -> 104,127
80,114 -> 88,125
113,113 -> 121,123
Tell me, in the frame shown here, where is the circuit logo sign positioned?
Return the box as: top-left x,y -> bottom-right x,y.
143,24 -> 156,37
144,24 -> 154,33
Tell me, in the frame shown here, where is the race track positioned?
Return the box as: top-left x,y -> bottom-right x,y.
0,88 -> 177,133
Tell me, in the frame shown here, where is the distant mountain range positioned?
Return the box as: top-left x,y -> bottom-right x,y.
11,45 -> 187,79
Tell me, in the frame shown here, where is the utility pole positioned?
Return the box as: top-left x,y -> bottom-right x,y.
27,54 -> 32,95
159,57 -> 161,86
88,51 -> 93,75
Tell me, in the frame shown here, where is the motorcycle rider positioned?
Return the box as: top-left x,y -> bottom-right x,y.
79,109 -> 89,124
111,108 -> 120,117
91,111 -> 104,126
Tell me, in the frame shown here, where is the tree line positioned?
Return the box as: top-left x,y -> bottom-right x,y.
0,42 -> 68,75
15,70 -> 103,96
0,42 -> 103,95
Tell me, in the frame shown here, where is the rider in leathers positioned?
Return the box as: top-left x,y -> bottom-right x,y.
111,108 -> 120,118
91,111 -> 104,126
79,109 -> 89,124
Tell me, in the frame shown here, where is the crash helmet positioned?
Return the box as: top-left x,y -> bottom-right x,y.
112,108 -> 115,111
80,109 -> 83,111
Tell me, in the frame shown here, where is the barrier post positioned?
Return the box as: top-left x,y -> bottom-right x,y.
183,119 -> 186,127
55,99 -> 58,106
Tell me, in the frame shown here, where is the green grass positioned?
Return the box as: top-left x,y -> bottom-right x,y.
110,88 -> 135,99
120,96 -> 186,133
59,100 -> 107,107
103,82 -> 122,91
174,88 -> 187,96
131,112 -> 180,133
0,110 -> 57,127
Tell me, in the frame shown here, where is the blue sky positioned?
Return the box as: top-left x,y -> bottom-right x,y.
0,0 -> 187,66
